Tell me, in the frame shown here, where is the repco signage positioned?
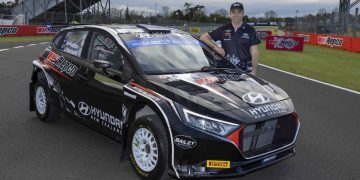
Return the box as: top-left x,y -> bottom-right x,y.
0,27 -> 18,36
318,36 -> 343,47
266,36 -> 304,52
270,37 -> 299,49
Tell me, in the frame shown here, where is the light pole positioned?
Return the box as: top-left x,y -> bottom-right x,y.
296,10 -> 299,32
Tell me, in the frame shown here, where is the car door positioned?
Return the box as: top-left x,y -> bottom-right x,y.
49,30 -> 90,115
72,30 -> 131,139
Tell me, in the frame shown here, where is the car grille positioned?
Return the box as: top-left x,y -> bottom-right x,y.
240,114 -> 297,157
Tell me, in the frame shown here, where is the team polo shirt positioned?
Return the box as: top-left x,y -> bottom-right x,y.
209,23 -> 261,72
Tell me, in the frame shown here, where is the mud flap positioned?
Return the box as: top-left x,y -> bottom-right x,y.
29,82 -> 36,111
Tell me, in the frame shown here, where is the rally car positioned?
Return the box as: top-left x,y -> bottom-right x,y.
29,24 -> 300,179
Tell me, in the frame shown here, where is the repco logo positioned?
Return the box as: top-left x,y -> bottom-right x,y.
318,36 -> 343,47
0,27 -> 18,36
271,37 -> 298,49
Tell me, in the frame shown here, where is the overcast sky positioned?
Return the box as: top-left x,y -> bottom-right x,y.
2,0 -> 359,17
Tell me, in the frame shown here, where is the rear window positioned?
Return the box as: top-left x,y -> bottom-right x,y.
60,31 -> 88,58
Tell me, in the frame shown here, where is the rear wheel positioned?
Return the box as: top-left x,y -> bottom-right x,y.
34,72 -> 60,122
128,115 -> 171,179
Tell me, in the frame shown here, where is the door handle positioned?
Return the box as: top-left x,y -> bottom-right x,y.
77,74 -> 89,81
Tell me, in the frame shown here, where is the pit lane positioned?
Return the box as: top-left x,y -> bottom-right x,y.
0,42 -> 359,180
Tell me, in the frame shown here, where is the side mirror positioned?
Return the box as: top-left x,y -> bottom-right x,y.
94,60 -> 112,69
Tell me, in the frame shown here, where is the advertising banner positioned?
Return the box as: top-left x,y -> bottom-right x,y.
0,25 -> 66,37
256,30 -> 272,39
266,36 -> 304,52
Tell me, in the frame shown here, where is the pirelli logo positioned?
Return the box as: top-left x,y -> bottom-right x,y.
206,160 -> 230,169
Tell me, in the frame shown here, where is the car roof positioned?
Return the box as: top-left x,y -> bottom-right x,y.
62,24 -> 186,35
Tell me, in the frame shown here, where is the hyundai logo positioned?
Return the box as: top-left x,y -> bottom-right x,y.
78,101 -> 91,116
242,92 -> 270,105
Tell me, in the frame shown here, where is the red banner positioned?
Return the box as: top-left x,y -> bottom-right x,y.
291,32 -> 360,53
0,25 -> 66,37
266,36 -> 304,52
256,30 -> 272,39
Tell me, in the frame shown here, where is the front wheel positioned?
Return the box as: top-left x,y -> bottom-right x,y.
128,115 -> 171,180
34,72 -> 60,122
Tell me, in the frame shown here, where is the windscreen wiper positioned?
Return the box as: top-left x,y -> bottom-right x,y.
201,66 -> 231,71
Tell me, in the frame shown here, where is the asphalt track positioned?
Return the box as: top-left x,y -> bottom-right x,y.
0,41 -> 360,180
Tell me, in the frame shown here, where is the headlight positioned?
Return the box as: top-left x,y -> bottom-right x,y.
183,109 -> 239,136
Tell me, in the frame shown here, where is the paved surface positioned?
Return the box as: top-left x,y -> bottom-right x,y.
0,42 -> 359,180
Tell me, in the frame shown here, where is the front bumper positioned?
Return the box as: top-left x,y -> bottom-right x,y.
175,146 -> 295,179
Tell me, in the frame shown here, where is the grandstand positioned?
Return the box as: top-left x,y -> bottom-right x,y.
11,0 -> 110,24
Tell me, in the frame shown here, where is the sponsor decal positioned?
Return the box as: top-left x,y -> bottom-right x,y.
241,33 -> 250,39
242,92 -> 270,105
262,155 -> 277,163
269,37 -> 299,49
297,34 -> 310,42
174,135 -> 197,149
224,29 -> 232,40
318,36 -> 343,47
135,32 -> 176,39
212,73 -> 246,82
78,101 -> 124,134
0,27 -> 18,36
243,102 -> 287,119
206,160 -> 230,169
122,104 -> 128,123
37,26 -> 63,34
62,40 -> 80,56
195,76 -> 219,85
46,51 -> 78,77
131,86 -> 161,101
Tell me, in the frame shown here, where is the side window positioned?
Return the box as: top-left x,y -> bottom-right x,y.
89,32 -> 124,72
53,31 -> 64,49
60,31 -> 88,58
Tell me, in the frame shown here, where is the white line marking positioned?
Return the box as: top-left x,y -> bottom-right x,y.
0,49 -> 9,52
260,64 -> 360,95
39,42 -> 48,44
27,44 -> 37,46
13,46 -> 25,49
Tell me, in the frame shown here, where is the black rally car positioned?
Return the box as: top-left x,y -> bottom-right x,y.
29,24 -> 300,179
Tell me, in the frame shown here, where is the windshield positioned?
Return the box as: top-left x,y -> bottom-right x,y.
120,33 -> 220,75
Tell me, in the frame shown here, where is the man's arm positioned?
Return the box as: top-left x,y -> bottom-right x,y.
200,33 -> 225,57
250,45 -> 259,75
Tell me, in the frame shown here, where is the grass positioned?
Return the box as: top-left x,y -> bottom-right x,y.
258,43 -> 360,92
0,35 -> 53,42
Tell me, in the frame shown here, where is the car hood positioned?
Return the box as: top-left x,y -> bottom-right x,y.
146,71 -> 290,113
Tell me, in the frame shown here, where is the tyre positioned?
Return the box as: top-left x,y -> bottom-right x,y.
34,72 -> 60,122
128,115 -> 172,180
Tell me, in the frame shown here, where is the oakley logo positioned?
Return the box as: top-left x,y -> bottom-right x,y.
78,101 -> 91,116
242,92 -> 270,105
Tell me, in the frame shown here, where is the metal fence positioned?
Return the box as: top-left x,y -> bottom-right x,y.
293,8 -> 359,37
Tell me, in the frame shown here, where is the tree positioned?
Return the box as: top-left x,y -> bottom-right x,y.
264,10 -> 278,19
214,8 -> 228,17
125,7 -> 131,21
162,6 -> 170,17
171,9 -> 184,20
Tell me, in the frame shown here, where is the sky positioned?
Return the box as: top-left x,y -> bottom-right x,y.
2,0 -> 359,17
110,0 -> 343,17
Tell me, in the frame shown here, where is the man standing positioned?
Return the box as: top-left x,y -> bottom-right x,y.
200,2 -> 260,75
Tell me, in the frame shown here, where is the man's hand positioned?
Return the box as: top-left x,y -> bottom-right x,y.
214,46 -> 225,57
250,70 -> 256,76
200,33 -> 226,57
